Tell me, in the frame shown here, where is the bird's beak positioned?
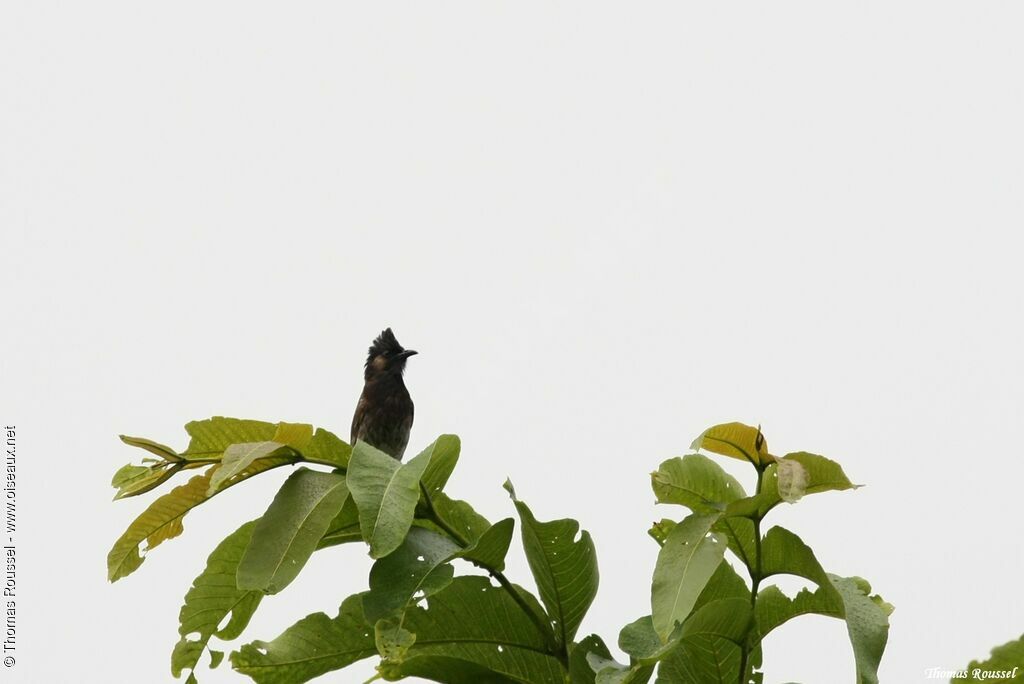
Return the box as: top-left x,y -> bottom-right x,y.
397,349 -> 418,360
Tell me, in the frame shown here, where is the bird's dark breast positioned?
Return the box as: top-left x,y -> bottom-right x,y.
351,378 -> 414,460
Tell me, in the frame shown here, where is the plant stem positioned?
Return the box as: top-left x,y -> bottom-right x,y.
417,482 -> 561,660
737,466 -> 766,684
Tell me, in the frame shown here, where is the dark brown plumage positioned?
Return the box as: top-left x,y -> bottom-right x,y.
350,328 -> 417,460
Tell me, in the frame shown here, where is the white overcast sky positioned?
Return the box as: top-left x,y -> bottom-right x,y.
2,3 -> 1023,683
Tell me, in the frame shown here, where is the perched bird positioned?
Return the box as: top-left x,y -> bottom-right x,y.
350,328 -> 417,460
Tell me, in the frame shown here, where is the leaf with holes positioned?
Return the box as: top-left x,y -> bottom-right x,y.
172,521 -> 263,683
651,514 -> 726,642
505,480 -> 599,648
757,526 -> 891,684
385,576 -> 566,683
107,456 -> 294,582
231,594 -> 377,684
362,526 -> 461,624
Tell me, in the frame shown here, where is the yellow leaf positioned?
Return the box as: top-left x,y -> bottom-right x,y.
691,422 -> 774,467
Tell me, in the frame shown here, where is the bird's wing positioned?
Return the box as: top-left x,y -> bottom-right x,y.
350,393 -> 369,445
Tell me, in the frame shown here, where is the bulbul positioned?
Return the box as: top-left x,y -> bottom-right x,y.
350,328 -> 417,460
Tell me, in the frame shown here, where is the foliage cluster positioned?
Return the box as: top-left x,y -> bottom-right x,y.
109,419 -> 893,683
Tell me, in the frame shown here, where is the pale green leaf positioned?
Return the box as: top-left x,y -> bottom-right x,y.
236,469 -> 350,594
651,514 -> 727,641
651,455 -> 745,513
418,434 -> 461,495
209,442 -> 289,495
348,440 -> 432,558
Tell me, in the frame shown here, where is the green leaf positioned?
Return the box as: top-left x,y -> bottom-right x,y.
418,434 -> 461,495
386,576 -> 565,684
569,635 -> 612,684
180,418 -> 349,468
651,514 -> 727,641
363,526 -> 461,624
649,554 -> 757,683
651,455 -> 746,513
585,652 -> 655,684
316,496 -> 362,550
678,598 -> 751,645
754,584 -> 841,639
183,418 -> 278,458
713,515 -> 759,572
119,434 -> 183,461
655,636 -> 744,684
691,422 -> 773,467
107,457 -> 294,582
757,526 -> 890,684
301,427 -> 352,468
505,480 -> 599,648
112,461 -> 185,499
693,561 -> 751,609
648,520 -> 676,547
231,594 -> 376,684
963,634 -> 1024,682
348,440 -> 433,558
375,618 -> 417,662
725,452 -> 859,520
460,517 -> 515,571
621,570 -> 751,666
269,421 -> 314,449
618,616 -> 668,664
236,469 -> 350,594
172,521 -> 263,683
715,452 -> 859,572
209,442 -> 290,495
429,492 -> 493,544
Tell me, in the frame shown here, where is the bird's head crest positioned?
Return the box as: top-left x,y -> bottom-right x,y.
365,328 -> 417,374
